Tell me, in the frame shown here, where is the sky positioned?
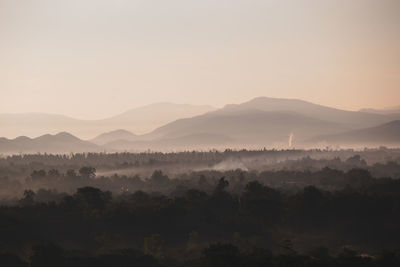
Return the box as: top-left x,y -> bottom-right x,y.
1,0 -> 399,119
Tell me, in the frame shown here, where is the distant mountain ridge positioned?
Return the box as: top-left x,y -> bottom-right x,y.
359,106 -> 400,115
128,97 -> 398,149
1,97 -> 399,152
0,132 -> 101,154
91,129 -> 138,145
144,109 -> 343,143
0,103 -> 216,139
308,120 -> 400,147
222,97 -> 394,128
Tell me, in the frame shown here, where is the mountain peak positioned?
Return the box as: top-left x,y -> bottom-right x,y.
104,129 -> 136,135
222,97 -> 317,110
90,129 -> 138,145
55,131 -> 75,137
14,136 -> 32,141
0,132 -> 100,154
35,132 -> 80,142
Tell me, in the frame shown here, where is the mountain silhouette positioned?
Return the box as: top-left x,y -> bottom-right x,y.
308,120 -> 400,147
90,129 -> 138,145
0,103 -> 215,139
144,109 -> 343,145
2,97 -> 399,152
359,106 -> 400,115
96,97 -> 400,150
0,132 -> 101,154
222,97 -> 395,128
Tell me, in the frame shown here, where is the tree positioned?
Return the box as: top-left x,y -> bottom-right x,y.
215,177 -> 229,193
30,170 -> 46,180
241,181 -> 282,222
201,243 -> 241,267
74,187 -> 111,211
30,243 -> 64,267
0,253 -> 28,267
79,166 -> 96,178
47,169 -> 60,177
346,169 -> 373,188
144,234 -> 164,258
19,190 -> 35,206
150,170 -> 169,184
346,155 -> 367,167
66,169 -> 77,177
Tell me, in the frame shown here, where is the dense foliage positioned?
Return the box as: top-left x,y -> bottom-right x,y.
0,149 -> 399,266
0,177 -> 399,266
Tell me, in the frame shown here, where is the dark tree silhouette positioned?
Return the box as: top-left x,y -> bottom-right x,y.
79,166 -> 96,178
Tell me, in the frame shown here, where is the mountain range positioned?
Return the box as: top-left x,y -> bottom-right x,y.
90,129 -> 138,145
359,106 -> 400,115
1,97 -> 399,153
309,120 -> 400,147
0,132 -> 101,154
0,103 -> 215,139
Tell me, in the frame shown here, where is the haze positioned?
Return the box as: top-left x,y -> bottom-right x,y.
2,2 -> 400,263
1,0 -> 400,119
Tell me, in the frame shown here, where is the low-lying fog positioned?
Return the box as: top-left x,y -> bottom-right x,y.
1,148 -> 399,203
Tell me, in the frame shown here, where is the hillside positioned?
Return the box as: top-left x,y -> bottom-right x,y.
0,132 -> 102,154
0,103 -> 215,139
308,120 -> 400,147
2,97 -> 399,151
90,129 -> 138,145
102,97 -> 400,150
223,97 -> 395,129
105,108 -> 345,150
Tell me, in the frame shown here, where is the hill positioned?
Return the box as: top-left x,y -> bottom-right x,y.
90,129 -> 138,145
223,97 -> 395,129
108,109 -> 345,150
102,97 -> 399,150
2,97 -> 398,151
359,106 -> 400,115
0,103 -> 216,139
0,132 -> 102,154
308,120 -> 400,147
97,103 -> 216,135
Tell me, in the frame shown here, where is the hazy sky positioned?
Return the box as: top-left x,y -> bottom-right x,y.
1,0 -> 399,119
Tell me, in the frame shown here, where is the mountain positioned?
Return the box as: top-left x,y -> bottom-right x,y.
98,97 -> 400,151
0,113 -> 86,140
0,103 -> 216,139
222,97 -> 396,129
91,129 -> 138,145
308,120 -> 400,147
118,109 -> 346,150
0,132 -> 102,154
2,97 -> 398,151
97,103 -> 216,134
138,97 -> 397,144
359,106 -> 400,115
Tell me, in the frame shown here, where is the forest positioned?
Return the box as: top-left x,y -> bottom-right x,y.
3,0 -> 400,265
0,149 -> 399,266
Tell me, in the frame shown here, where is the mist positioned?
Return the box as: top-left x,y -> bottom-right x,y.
1,1 -> 400,265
